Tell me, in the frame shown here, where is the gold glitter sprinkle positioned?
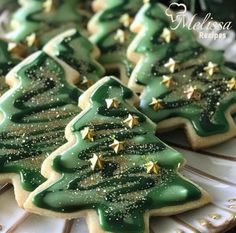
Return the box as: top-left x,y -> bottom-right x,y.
8,42 -> 26,58
89,154 -> 104,170
105,98 -> 120,109
203,61 -> 219,76
160,28 -> 174,43
149,98 -> 164,111
109,139 -> 124,154
226,77 -> 236,90
161,75 -> 174,88
164,58 -> 180,73
43,0 -> 56,12
119,13 -> 133,27
145,161 -> 160,174
114,29 -> 128,43
184,86 -> 201,100
25,33 -> 39,47
123,114 -> 139,128
81,127 -> 95,141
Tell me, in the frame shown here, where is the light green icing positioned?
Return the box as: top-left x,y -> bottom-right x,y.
7,0 -> 93,47
33,77 -> 203,233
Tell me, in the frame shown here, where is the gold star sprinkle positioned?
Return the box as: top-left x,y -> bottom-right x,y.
8,42 -> 26,58
123,114 -> 139,128
160,28 -> 174,43
184,86 -> 201,100
161,75 -> 174,88
81,127 -> 95,141
145,161 -> 160,174
149,98 -> 164,111
114,29 -> 128,43
109,139 -> 124,154
164,58 -> 179,73
89,154 -> 104,170
25,33 -> 39,47
119,13 -> 133,27
80,78 -> 93,89
226,77 -> 236,90
43,0 -> 56,12
203,61 -> 219,76
105,98 -> 120,109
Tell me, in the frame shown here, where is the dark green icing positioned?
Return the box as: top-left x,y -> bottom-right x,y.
0,39 -> 20,96
6,0 -> 93,50
129,2 -> 236,137
90,0 -> 143,80
33,77 -> 202,233
44,29 -> 105,90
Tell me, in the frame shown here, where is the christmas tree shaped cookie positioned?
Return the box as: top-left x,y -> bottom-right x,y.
5,0 -> 93,50
138,36 -> 236,148
43,28 -> 105,90
0,30 -> 104,207
127,1 -> 197,93
25,77 -> 210,233
88,0 -> 143,83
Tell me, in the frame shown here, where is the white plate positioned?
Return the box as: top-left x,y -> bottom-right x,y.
0,129 -> 235,233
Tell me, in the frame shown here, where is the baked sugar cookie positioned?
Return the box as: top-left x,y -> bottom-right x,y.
25,76 -> 210,233
0,30 -> 104,207
88,0 -> 143,83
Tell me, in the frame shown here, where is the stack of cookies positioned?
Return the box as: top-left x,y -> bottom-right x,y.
0,1 -> 235,233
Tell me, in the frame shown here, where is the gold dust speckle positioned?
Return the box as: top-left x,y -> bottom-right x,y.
80,78 -> 93,89
105,98 -> 120,109
203,61 -> 219,76
120,14 -> 133,27
149,98 -> 164,111
145,161 -> 160,174
209,213 -> 221,220
123,114 -> 139,128
89,154 -> 104,171
109,139 -> 124,154
164,58 -> 180,73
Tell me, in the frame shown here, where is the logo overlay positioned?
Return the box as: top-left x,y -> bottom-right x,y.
165,3 -> 232,40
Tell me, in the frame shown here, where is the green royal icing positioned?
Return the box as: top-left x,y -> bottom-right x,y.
33,77 -> 202,233
6,0 -> 93,49
89,0 -> 143,80
128,2 -> 236,137
0,40 -> 20,96
0,30 -> 103,191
